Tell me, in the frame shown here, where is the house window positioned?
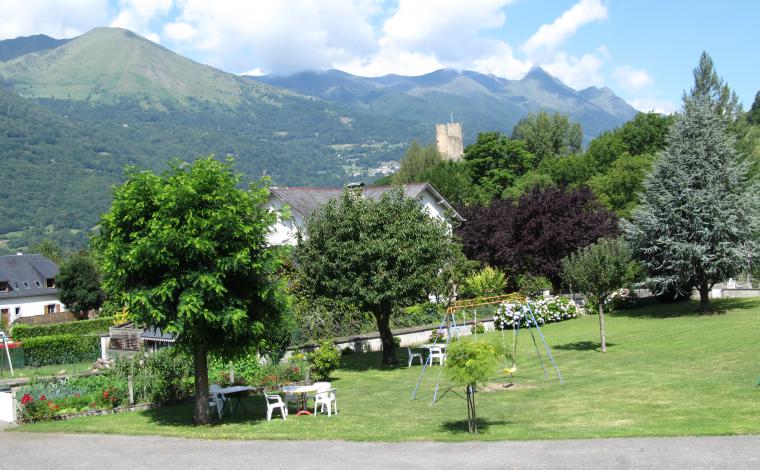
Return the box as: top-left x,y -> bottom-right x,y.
46,278 -> 56,288
22,281 -> 30,289
0,282 -> 9,292
46,304 -> 56,315
34,281 -> 41,287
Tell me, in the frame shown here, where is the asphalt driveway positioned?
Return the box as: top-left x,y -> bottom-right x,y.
1,431 -> 759,469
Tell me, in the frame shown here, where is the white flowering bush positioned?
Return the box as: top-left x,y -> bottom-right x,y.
493,296 -> 580,329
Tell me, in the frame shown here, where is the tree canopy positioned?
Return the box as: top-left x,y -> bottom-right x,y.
512,111 -> 582,160
295,188 -> 457,364
57,251 -> 104,316
96,156 -> 288,424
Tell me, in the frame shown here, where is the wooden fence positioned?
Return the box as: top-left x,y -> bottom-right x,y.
14,311 -> 79,325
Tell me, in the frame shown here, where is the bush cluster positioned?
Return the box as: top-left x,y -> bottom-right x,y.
21,334 -> 100,367
11,317 -> 112,340
494,296 -> 580,330
308,340 -> 341,381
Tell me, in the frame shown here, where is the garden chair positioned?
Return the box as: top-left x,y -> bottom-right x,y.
407,347 -> 423,367
429,347 -> 446,366
264,392 -> 288,421
209,384 -> 226,419
313,388 -> 338,417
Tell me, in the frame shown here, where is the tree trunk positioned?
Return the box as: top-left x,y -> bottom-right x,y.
698,281 -> 712,312
193,343 -> 210,425
598,301 -> 607,353
374,310 -> 397,365
466,384 -> 478,434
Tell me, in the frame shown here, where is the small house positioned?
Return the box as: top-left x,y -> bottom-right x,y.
0,253 -> 65,326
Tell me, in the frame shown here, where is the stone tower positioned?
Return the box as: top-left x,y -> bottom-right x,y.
435,122 -> 464,161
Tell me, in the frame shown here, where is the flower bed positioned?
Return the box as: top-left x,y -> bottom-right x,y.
494,296 -> 580,330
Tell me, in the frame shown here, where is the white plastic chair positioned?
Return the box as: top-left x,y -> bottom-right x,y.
313,388 -> 338,417
429,347 -> 446,366
407,347 -> 423,367
264,392 -> 288,421
209,384 -> 226,419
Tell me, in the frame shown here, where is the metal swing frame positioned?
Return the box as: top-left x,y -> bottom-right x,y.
411,293 -> 564,403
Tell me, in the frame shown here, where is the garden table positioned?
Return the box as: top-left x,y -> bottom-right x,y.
216,385 -> 255,416
418,343 -> 447,365
281,384 -> 320,416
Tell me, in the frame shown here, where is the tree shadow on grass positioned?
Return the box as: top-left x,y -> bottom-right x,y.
338,350 -> 409,372
611,298 -> 756,319
440,418 -> 512,435
553,341 -> 616,352
143,396 -> 295,429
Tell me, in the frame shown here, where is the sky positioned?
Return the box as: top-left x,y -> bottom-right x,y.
0,0 -> 756,114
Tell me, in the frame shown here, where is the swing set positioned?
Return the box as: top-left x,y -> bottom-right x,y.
411,294 -> 563,403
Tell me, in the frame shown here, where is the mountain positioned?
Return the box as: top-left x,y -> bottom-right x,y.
0,34 -> 69,62
0,28 -> 425,251
250,66 -> 638,142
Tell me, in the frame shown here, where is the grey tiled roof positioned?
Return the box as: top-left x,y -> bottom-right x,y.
270,183 -> 462,220
0,254 -> 59,300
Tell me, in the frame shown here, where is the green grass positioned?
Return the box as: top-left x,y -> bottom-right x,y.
14,299 -> 760,441
0,361 -> 93,380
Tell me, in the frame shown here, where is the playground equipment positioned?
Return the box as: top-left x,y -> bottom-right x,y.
411,294 -> 563,403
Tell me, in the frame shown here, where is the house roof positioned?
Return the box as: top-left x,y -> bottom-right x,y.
0,254 -> 59,300
140,326 -> 176,342
269,183 -> 463,221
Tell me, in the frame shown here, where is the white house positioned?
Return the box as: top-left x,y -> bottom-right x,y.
265,182 -> 463,246
0,253 -> 65,325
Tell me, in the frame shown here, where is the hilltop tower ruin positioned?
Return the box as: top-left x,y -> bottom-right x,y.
435,121 -> 464,161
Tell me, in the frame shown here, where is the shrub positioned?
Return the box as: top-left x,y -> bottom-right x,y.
397,302 -> 443,328
494,296 -> 580,330
516,274 -> 552,298
308,340 -> 341,381
393,336 -> 401,348
21,334 -> 100,367
445,338 -> 499,433
11,317 -> 112,340
110,349 -> 194,404
472,322 -> 486,334
460,266 -> 507,299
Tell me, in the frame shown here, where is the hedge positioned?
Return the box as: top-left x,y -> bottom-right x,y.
11,317 -> 112,340
21,334 -> 101,367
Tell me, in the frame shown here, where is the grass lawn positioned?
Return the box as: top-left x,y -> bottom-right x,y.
1,361 -> 93,380
13,298 -> 760,441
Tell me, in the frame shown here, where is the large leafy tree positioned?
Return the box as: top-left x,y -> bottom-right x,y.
458,186 -> 618,286
512,111 -> 582,160
625,95 -> 760,311
464,132 -> 536,202
58,251 -> 104,316
295,189 -> 457,364
96,157 -> 287,424
393,141 -> 443,184
561,238 -> 637,352
588,153 -> 656,219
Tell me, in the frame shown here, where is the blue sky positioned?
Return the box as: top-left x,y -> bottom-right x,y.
1,0 -> 756,113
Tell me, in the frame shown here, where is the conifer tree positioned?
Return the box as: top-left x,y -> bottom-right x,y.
625,95 -> 760,311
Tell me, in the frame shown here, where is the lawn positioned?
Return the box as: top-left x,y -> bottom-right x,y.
13,298 -> 760,441
1,361 -> 93,380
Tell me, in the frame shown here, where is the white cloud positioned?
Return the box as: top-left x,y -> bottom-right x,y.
521,0 -> 607,54
541,47 -> 608,89
163,21 -> 196,42
0,0 -> 110,39
110,0 -> 172,43
613,65 -> 654,91
630,98 -> 677,114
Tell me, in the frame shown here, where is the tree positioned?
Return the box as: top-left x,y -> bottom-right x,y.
512,111 -> 583,161
561,238 -> 636,352
445,339 -> 499,433
393,141 -> 443,184
747,91 -> 760,125
30,239 -> 65,265
96,157 -> 287,424
418,160 -> 475,207
464,132 -> 536,202
588,153 -> 655,219
624,96 -> 760,311
688,51 -> 742,122
460,266 -> 507,299
457,186 -> 619,287
57,251 -> 104,316
295,188 -> 456,364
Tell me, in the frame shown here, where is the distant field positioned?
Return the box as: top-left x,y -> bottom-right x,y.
14,299 -> 760,441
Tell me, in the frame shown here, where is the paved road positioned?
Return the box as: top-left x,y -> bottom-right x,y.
1,431 -> 758,469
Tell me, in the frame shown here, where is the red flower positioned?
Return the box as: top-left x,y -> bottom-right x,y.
39,394 -> 46,401
103,391 -> 109,399
74,393 -> 81,398
20,394 -> 33,405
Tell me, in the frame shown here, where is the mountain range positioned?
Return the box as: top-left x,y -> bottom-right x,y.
250,68 -> 637,143
0,27 -> 639,251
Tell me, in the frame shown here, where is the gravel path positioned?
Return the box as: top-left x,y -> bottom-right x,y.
1,431 -> 759,469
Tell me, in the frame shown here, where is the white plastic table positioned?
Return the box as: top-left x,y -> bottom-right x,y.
281,384 -> 320,416
417,343 -> 447,365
